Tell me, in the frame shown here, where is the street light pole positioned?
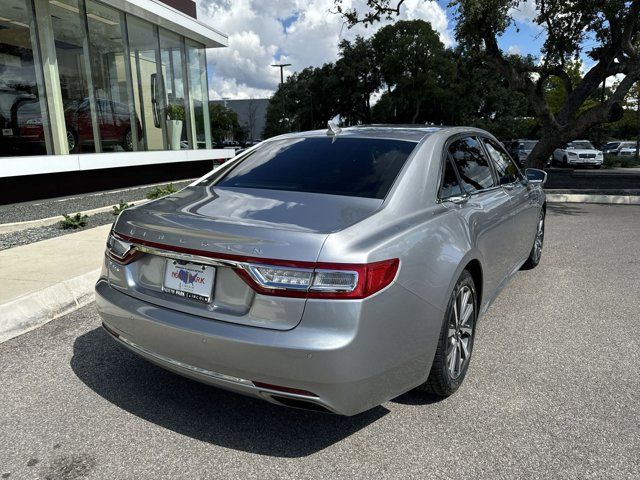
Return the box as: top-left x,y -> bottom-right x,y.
272,63 -> 292,132
271,63 -> 291,85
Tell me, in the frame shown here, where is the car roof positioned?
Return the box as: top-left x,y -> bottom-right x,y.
270,125 -> 463,143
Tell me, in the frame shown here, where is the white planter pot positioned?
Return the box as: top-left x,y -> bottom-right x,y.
167,120 -> 183,150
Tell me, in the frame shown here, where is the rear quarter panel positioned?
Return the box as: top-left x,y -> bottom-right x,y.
316,131 -> 485,385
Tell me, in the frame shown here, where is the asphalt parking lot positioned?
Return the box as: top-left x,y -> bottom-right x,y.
1,203 -> 639,479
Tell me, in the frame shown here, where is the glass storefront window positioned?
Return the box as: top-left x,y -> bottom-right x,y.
0,0 -> 50,156
50,0 -> 96,153
159,29 -> 188,150
1,0 -> 215,160
85,0 -> 139,153
126,15 -> 165,151
186,40 -> 211,149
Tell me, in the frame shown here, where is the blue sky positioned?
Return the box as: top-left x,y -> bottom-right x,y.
198,0 -> 566,99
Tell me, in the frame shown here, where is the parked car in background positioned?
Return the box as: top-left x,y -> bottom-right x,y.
602,141 -> 623,154
615,141 -> 639,157
552,140 -> 603,168
505,139 -> 538,167
96,125 -> 547,415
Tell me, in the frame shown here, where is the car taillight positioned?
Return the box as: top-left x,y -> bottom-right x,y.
106,232 -> 140,265
238,259 -> 399,299
108,232 -> 399,299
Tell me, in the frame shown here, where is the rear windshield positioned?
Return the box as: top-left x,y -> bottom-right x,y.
211,137 -> 417,199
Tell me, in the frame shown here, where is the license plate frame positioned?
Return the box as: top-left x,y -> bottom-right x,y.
162,260 -> 215,303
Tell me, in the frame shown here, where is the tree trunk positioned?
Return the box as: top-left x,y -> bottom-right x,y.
527,133 -> 561,169
411,99 -> 421,124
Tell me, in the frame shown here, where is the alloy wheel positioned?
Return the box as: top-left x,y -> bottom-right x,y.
125,130 -> 133,151
533,212 -> 545,263
446,285 -> 475,379
66,130 -> 76,152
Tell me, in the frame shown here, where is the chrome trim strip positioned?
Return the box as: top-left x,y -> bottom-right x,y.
104,326 -> 331,408
114,331 -> 254,386
132,243 -> 244,269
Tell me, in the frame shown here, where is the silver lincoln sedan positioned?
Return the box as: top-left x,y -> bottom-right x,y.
96,125 -> 547,415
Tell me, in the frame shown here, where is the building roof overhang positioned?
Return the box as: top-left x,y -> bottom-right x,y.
108,0 -> 227,48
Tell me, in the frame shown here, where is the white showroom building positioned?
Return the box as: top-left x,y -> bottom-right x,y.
0,0 -> 234,179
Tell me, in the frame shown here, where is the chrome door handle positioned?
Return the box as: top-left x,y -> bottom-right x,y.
448,195 -> 469,205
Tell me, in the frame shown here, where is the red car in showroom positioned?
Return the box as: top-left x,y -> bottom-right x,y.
3,94 -> 142,153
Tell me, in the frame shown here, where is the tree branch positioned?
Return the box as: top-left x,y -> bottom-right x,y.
535,66 -> 574,96
570,69 -> 640,134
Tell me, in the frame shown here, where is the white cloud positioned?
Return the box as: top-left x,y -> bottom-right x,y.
197,0 -> 452,99
509,0 -> 538,24
507,44 -> 521,55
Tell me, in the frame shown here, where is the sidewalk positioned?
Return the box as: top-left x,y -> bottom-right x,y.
0,224 -> 110,342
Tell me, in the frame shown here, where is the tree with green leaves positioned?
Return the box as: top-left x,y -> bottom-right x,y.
208,102 -> 242,143
335,0 -> 640,168
335,37 -> 381,124
263,64 -> 343,137
371,20 -> 456,123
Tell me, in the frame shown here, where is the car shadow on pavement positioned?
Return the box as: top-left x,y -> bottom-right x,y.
390,390 -> 443,406
70,327 -> 388,457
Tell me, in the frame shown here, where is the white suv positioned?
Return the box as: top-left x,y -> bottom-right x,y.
553,140 -> 603,168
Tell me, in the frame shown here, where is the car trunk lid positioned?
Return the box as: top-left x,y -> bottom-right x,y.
107,186 -> 383,330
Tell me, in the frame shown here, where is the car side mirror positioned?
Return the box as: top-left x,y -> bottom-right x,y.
525,168 -> 547,186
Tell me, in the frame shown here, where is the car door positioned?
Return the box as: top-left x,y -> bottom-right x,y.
481,137 -> 539,265
98,100 -> 118,142
447,135 -> 515,296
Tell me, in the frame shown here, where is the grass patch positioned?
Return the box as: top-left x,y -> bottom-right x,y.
112,200 -> 134,216
60,213 -> 88,230
146,183 -> 178,200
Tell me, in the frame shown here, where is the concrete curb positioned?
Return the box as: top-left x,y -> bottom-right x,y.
0,199 -> 149,235
0,269 -> 99,344
546,193 -> 640,205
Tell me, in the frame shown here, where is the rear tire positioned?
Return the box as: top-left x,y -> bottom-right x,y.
521,208 -> 545,270
122,128 -> 133,151
418,270 -> 477,397
66,129 -> 77,153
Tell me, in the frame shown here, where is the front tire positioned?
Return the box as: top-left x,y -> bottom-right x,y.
419,270 -> 477,397
521,208 -> 545,270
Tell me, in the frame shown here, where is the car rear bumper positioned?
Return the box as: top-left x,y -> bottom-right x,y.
95,279 -> 440,415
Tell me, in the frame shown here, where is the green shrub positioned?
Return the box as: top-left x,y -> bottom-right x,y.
603,154 -> 621,169
112,200 -> 134,216
166,104 -> 185,122
603,154 -> 640,169
146,183 -> 178,200
60,213 -> 88,230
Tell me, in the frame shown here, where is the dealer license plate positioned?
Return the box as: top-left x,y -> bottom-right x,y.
163,260 -> 215,303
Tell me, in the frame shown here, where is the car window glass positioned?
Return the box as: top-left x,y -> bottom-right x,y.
482,138 -> 521,185
213,137 -> 417,199
439,157 -> 463,198
448,137 -> 495,193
